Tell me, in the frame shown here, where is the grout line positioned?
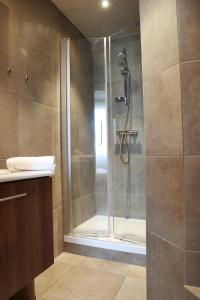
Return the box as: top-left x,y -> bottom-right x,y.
148,231 -> 184,252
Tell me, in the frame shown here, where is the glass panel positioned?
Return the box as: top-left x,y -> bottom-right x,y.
109,31 -> 146,245
69,37 -> 109,237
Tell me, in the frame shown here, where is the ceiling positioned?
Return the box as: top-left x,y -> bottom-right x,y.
52,0 -> 140,38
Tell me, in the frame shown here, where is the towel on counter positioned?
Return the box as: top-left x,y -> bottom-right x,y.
6,156 -> 55,172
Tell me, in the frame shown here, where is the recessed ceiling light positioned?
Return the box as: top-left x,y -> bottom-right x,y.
101,0 -> 110,8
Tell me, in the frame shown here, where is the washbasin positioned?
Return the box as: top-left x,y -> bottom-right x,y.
0,169 -> 10,175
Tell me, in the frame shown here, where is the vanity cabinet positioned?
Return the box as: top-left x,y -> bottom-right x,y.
0,177 -> 54,300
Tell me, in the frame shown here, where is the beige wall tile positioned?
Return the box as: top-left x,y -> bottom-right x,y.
0,31 -> 20,95
18,40 -> 58,107
147,232 -> 184,300
18,98 -> 56,156
72,199 -> 82,227
81,194 -> 96,223
185,156 -> 200,251
177,0 -> 200,62
0,90 -> 18,159
185,251 -> 200,287
17,0 -> 61,59
53,208 -> 58,258
140,0 -> 179,81
0,159 -> 6,168
143,65 -> 183,156
180,60 -> 200,155
146,156 -> 184,247
56,205 -> 64,255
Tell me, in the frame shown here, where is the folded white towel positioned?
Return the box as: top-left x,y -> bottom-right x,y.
6,156 -> 55,172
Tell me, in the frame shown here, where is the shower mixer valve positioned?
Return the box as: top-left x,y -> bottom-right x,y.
116,129 -> 138,137
115,96 -> 127,104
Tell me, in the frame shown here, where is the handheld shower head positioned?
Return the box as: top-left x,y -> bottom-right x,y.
116,51 -> 126,58
116,49 -> 129,71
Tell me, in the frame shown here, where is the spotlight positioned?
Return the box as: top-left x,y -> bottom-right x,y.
101,0 -> 110,8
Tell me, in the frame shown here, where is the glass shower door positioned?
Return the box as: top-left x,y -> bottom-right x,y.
62,37 -> 110,238
108,32 -> 146,245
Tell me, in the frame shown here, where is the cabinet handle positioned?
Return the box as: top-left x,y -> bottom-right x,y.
0,193 -> 27,203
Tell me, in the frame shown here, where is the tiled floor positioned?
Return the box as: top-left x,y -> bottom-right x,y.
73,215 -> 146,245
35,252 -> 146,300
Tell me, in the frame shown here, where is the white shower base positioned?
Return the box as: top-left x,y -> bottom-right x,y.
65,215 -> 146,255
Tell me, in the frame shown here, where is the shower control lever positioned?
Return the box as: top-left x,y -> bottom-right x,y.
115,97 -> 127,104
116,129 -> 138,137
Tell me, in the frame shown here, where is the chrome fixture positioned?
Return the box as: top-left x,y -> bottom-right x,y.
116,129 -> 138,137
25,74 -> 29,83
7,66 -> 13,75
115,48 -> 135,165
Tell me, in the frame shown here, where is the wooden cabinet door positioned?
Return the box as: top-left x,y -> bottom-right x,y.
0,177 -> 54,300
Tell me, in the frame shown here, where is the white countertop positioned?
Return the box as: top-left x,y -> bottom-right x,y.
0,169 -> 54,183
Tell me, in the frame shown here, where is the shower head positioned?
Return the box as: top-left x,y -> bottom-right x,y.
116,51 -> 126,58
116,49 -> 129,71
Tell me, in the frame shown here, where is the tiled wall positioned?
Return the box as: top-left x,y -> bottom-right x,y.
0,0 -> 87,257
140,0 -> 200,298
177,0 -> 200,291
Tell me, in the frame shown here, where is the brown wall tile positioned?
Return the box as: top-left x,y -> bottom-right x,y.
140,0 -> 179,81
147,232 -> 184,300
177,0 -> 200,62
180,60 -> 200,155
185,251 -> 200,287
143,65 -> 183,156
18,98 -> 56,156
185,156 -> 200,251
0,90 -> 18,158
146,156 -> 184,247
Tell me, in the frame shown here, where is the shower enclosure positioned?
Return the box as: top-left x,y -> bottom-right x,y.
61,30 -> 146,253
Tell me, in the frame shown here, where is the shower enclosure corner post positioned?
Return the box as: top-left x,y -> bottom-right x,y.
60,38 -> 73,235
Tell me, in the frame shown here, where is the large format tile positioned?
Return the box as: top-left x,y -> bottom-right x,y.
115,277 -> 146,300
185,156 -> 200,251
80,159 -> 95,197
140,0 -> 179,81
143,65 -> 183,156
146,156 -> 184,247
147,232 -> 184,300
0,90 -> 18,158
180,60 -> 200,155
35,253 -> 84,296
18,98 -> 56,156
0,30 -> 20,95
127,264 -> 146,279
185,251 -> 200,287
177,0 -> 200,62
81,256 -> 130,277
18,40 -> 58,107
42,265 -> 124,300
17,0 -> 61,59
